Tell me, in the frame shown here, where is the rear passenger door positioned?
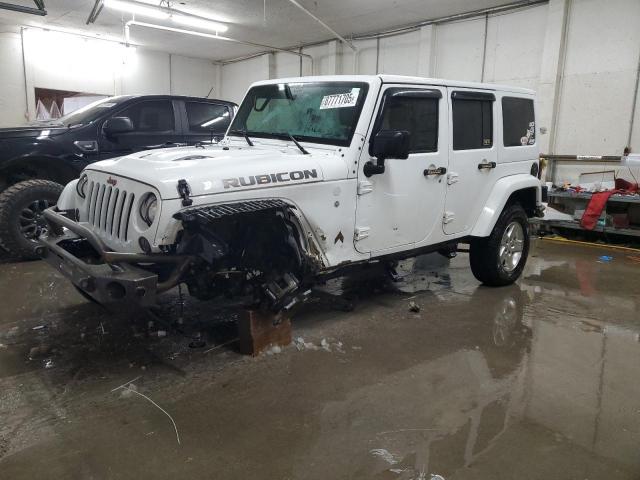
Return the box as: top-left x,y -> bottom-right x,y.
443,89 -> 497,235
183,101 -> 232,144
99,99 -> 183,158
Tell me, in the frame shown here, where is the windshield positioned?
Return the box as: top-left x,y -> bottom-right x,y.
228,82 -> 369,147
33,97 -> 127,128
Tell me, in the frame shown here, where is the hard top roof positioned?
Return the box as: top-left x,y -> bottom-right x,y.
252,74 -> 535,95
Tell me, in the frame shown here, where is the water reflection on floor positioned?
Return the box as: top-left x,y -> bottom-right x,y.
0,239 -> 639,479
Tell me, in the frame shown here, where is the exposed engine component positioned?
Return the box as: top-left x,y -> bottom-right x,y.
174,199 -> 315,310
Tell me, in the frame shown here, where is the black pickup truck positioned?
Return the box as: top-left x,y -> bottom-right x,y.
0,94 -> 236,260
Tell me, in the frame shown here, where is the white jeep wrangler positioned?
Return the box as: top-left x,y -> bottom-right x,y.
40,75 -> 543,311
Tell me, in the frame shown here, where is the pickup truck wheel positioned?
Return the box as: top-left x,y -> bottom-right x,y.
469,204 -> 529,286
0,180 -> 64,260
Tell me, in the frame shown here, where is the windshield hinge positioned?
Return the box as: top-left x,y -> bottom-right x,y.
357,180 -> 373,195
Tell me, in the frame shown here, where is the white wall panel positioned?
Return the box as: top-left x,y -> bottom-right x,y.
340,38 -> 378,75
555,0 -> 640,155
273,51 -> 300,79
23,28 -> 118,96
433,18 -> 485,82
302,42 -> 340,76
0,32 -> 27,127
169,55 -> 218,98
221,54 -> 270,104
121,49 -> 170,95
483,4 -> 548,89
378,30 -> 421,76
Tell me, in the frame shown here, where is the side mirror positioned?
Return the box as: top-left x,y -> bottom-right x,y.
103,117 -> 134,136
364,130 -> 410,177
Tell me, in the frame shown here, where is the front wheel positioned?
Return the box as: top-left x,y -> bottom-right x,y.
0,179 -> 64,260
469,204 -> 530,286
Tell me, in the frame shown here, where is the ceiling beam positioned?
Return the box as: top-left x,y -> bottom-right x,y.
0,1 -> 46,15
86,0 -> 105,24
285,0 -> 356,51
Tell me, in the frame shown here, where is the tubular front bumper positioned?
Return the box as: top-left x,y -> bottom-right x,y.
39,208 -> 191,307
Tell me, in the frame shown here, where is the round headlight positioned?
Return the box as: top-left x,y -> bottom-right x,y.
139,193 -> 158,227
76,174 -> 88,199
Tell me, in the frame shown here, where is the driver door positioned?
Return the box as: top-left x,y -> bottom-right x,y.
354,85 -> 448,253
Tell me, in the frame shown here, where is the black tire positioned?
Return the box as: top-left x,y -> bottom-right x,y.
0,179 -> 64,260
469,203 -> 530,286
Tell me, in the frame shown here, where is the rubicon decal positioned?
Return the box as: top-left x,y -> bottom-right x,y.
223,169 -> 318,189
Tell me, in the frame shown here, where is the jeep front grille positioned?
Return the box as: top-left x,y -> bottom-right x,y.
85,181 -> 135,241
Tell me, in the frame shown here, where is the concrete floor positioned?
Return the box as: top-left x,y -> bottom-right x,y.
0,239 -> 639,479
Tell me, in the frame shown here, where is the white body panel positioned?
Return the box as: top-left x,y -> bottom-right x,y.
62,75 -> 540,269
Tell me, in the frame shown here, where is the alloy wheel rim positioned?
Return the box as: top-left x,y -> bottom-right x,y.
19,199 -> 51,241
499,221 -> 524,273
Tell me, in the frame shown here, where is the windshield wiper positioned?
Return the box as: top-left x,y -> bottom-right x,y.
288,133 -> 309,155
228,129 -> 254,146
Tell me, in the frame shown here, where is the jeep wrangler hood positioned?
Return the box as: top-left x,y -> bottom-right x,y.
85,145 -> 348,199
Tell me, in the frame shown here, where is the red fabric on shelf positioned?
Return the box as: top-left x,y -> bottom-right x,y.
580,191 -> 617,230
615,178 -> 638,193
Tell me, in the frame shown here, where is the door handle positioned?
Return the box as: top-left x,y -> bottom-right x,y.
477,161 -> 497,170
424,166 -> 447,176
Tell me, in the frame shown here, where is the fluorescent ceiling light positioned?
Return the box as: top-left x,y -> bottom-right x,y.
171,15 -> 228,33
104,0 -> 170,20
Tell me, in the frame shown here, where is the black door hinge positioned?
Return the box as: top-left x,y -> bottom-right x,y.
177,179 -> 193,207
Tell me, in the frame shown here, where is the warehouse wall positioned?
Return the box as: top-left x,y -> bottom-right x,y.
0,27 -> 220,127
219,0 -> 640,169
0,31 -> 29,127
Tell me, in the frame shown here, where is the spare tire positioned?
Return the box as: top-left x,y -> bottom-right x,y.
0,179 -> 64,260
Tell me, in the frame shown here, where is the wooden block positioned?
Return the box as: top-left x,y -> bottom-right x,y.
237,310 -> 292,356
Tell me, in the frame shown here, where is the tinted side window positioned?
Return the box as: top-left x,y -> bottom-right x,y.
379,95 -> 439,153
452,97 -> 493,150
186,102 -> 231,133
116,100 -> 175,132
502,97 -> 535,146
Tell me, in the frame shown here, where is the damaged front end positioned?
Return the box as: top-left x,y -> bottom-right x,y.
173,199 -> 323,311
40,199 -> 323,312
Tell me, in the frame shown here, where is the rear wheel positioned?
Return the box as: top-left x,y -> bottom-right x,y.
0,180 -> 64,260
469,203 -> 529,286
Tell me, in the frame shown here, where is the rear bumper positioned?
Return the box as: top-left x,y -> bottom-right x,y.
39,208 -> 191,307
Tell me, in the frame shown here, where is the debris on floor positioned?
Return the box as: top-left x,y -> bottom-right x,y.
408,301 -> 421,312
112,380 -> 181,445
294,337 -> 344,353
265,344 -> 282,355
369,448 -> 399,465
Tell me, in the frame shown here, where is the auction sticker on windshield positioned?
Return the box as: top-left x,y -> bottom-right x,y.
319,88 -> 360,109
